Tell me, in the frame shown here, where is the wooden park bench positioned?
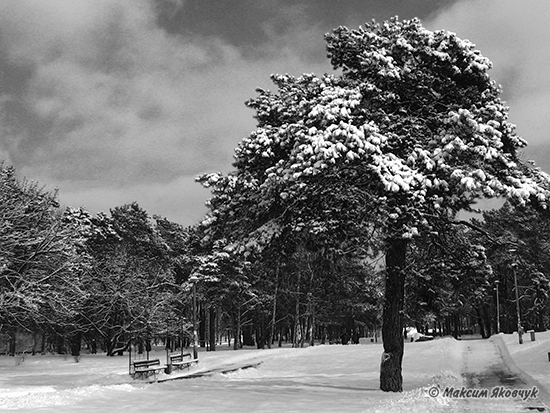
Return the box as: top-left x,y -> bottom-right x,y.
169,352 -> 199,371
131,359 -> 167,379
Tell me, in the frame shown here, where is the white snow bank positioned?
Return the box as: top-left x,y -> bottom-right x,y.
0,335 -> 543,412
499,330 -> 550,406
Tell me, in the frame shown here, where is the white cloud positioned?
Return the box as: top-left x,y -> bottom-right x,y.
1,0 -> 246,179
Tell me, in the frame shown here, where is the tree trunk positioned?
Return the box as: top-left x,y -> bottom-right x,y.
452,314 -> 459,339
8,328 -> 16,356
293,270 -> 302,348
199,303 -> 206,348
41,332 -> 46,355
255,312 -> 267,349
31,332 -> 38,355
481,303 -> 491,338
232,310 -> 241,350
269,262 -> 280,349
71,331 -> 82,357
56,333 -> 65,355
209,306 -> 216,351
299,318 -> 307,348
380,238 -> 407,392
242,325 -> 255,346
308,294 -> 315,347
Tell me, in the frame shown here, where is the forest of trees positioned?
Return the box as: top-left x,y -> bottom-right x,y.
2,17 -> 550,393
0,161 -> 381,357
3,160 -> 550,361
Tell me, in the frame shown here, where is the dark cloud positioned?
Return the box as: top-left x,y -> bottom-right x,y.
0,0 -> 332,224
157,0 -> 461,48
0,0 -> 547,226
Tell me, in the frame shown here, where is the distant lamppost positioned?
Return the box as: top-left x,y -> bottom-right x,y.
189,275 -> 199,359
508,248 -> 523,345
494,280 -> 500,334
511,263 -> 523,344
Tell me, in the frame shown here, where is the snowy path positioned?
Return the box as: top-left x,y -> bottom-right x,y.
452,338 -> 547,412
462,338 -> 525,388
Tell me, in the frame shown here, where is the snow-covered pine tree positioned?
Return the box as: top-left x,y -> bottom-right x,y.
198,17 -> 550,392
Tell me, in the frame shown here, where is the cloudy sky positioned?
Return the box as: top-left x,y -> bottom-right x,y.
1,0 -> 549,226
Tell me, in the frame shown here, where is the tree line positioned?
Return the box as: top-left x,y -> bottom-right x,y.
0,162 -> 380,356
2,163 -> 550,359
0,164 -> 188,356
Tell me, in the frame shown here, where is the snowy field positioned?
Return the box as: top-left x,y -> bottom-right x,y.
0,334 -> 548,412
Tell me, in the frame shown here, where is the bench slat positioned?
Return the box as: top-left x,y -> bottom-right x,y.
132,359 -> 166,379
169,353 -> 192,363
171,358 -> 199,371
134,359 -> 161,368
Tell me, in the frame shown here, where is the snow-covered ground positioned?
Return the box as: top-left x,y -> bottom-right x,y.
499,331 -> 550,404
0,334 -> 547,412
